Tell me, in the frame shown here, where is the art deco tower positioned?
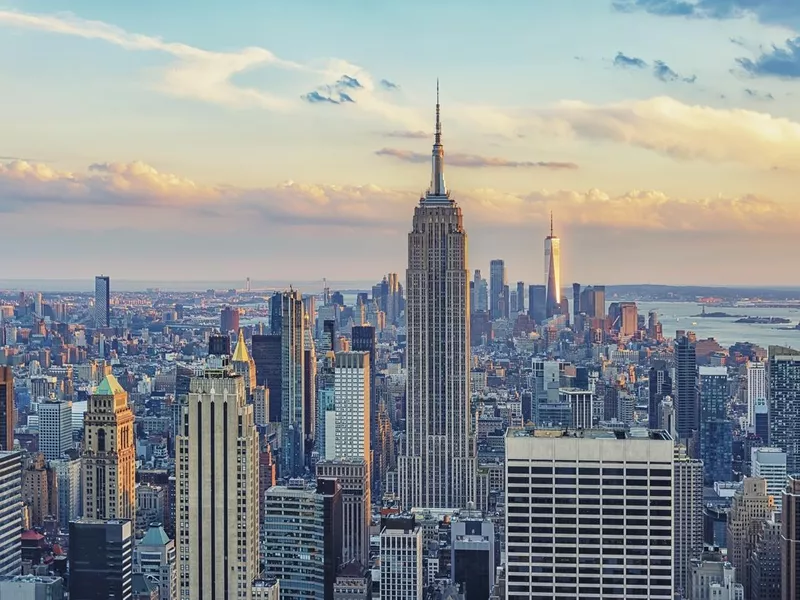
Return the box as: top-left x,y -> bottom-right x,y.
399,85 -> 475,509
81,374 -> 136,520
544,213 -> 561,318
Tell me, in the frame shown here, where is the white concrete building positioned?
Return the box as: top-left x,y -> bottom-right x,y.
751,447 -> 787,511
746,361 -> 766,429
504,427 -> 674,599
134,523 -> 177,600
38,399 -> 72,461
559,388 -> 593,429
380,514 -> 423,600
0,452 -> 21,577
334,351 -> 370,462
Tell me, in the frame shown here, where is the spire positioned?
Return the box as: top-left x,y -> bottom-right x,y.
232,328 -> 251,363
428,79 -> 448,198
550,211 -> 554,237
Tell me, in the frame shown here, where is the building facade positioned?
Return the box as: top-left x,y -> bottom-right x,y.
134,523 -> 177,600
783,475 -> 800,600
751,447 -> 787,512
768,346 -> 800,474
399,93 -> 476,510
0,368 -> 13,452
0,452 -> 21,577
747,361 -> 767,431
380,515 -> 423,600
281,290 -> 306,478
674,445 -> 704,597
698,366 -> 733,484
727,477 -> 774,593
38,399 -> 72,461
675,331 -> 698,447
94,275 -> 110,328
69,519 -> 133,600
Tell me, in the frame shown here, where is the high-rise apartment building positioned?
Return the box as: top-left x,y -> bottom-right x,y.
675,331 -> 699,448
489,260 -> 506,320
698,366 -> 732,484
351,326 -> 376,446
69,519 -> 133,600
281,290 -> 306,477
673,444 -> 704,597
649,360 -> 672,430
0,451 -> 21,577
747,361 -> 767,430
504,427 -> 674,599
544,213 -> 561,319
0,367 -> 13,451
380,514 -> 423,600
333,352 -> 370,462
176,368 -> 259,600
134,523 -> 177,600
94,275 -> 110,328
38,398 -> 72,460
82,375 -> 136,520
751,447 -> 787,512
727,476 -> 774,593
768,346 -> 800,474
399,92 -> 475,510
783,475 -> 800,600
264,478 -> 342,600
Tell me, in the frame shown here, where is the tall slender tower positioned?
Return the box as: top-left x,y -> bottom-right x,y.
94,275 -> 110,328
0,367 -> 13,451
544,212 -> 561,318
281,289 -> 306,477
81,374 -> 136,520
399,84 -> 475,510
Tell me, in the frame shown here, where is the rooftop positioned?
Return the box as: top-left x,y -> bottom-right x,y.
95,374 -> 126,396
508,427 -> 672,441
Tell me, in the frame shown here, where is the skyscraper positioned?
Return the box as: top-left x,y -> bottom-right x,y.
698,366 -> 732,484
782,475 -> 800,600
380,514 -> 423,600
399,88 -> 475,510
768,346 -> 800,474
231,329 -> 257,396
489,260 -> 506,320
220,306 -> 240,334
673,444 -> 704,597
134,523 -> 177,600
515,280 -> 525,316
675,331 -> 699,449
572,282 -> 581,322
528,284 -> 546,324
648,360 -> 672,430
69,519 -> 133,600
82,375 -> 136,521
281,289 -> 306,477
0,451 -> 21,577
176,367 -> 259,600
252,334 -> 282,422
751,447 -> 787,512
38,398 -> 72,461
727,477 -> 774,593
544,212 -> 561,319
0,367 -> 13,451
746,361 -> 767,430
504,427 -> 674,599
94,275 -> 110,328
474,270 -> 488,313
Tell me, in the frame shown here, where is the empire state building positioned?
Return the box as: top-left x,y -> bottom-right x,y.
399,86 -> 476,510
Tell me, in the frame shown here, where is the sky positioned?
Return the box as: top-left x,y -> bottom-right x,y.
2,0 -> 800,287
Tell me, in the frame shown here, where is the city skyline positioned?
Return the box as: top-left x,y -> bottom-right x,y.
2,1 -> 800,285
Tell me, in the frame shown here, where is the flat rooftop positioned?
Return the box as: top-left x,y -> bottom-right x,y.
508,427 -> 672,442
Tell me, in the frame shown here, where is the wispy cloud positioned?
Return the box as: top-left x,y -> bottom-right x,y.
612,0 -> 800,27
653,60 -> 697,83
744,88 -> 775,100
302,91 -> 340,105
382,130 -> 429,139
737,37 -> 800,79
375,148 -> 578,169
614,52 -> 648,69
380,79 -> 400,91
1,160 -> 794,234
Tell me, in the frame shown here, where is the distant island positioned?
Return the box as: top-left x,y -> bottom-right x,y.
735,316 -> 792,324
692,311 -> 738,318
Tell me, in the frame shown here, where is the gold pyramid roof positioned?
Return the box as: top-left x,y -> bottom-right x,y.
232,329 -> 251,363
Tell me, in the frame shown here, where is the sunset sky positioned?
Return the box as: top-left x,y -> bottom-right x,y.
2,0 -> 800,286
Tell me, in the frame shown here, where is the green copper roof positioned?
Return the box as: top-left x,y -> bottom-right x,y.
140,524 -> 170,547
95,374 -> 126,396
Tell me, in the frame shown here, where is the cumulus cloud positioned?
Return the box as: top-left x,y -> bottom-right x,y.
0,160 -> 794,234
737,37 -> 800,78
375,148 -> 578,169
614,52 -> 648,69
302,91 -> 339,105
612,0 -> 800,26
528,96 -> 800,170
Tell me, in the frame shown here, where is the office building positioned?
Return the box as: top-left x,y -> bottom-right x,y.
768,346 -> 800,474
699,366 -> 732,484
749,515 -> 781,600
303,328 -> 316,461
473,270 -> 488,314
281,289 -> 306,477
51,450 -> 81,530
380,514 -> 423,600
578,285 -> 606,320
648,360 -> 672,430
316,460 -> 369,567
21,453 -> 56,528
451,513 -> 495,600
0,367 -> 13,451
333,562 -> 371,600
490,260 -> 506,320
251,334 -> 282,422
0,575 -> 63,598
316,353 -> 336,461
82,375 -> 136,520
0,452 -> 21,577
219,306 -> 240,334
558,388 -> 593,429
232,329 -> 257,396
38,398 -> 72,461
689,559 -> 743,600
504,427 -> 674,599
572,282 -> 581,323
398,93 -> 476,510
727,477 -> 774,593
515,281 -> 525,316
176,368 -> 259,600
264,478 -> 342,600
70,519 -> 132,600
751,447 -> 787,512
543,213 -> 561,319
351,326 -> 376,442
747,361 -> 767,430
674,445 -> 704,597
94,275 -> 110,328
618,302 -> 638,337
783,475 -> 800,600
134,523 -> 177,600
253,386 -> 269,427
334,352 -> 370,462
675,331 -> 699,447
528,284 -> 546,324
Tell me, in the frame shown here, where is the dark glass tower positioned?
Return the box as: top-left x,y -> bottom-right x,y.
69,519 -> 133,600
252,334 -> 283,423
528,285 -> 546,324
318,477 -> 343,600
649,360 -> 672,430
0,368 -> 13,451
675,331 -> 698,447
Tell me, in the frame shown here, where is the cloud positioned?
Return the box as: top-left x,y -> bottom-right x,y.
526,96 -> 800,170
303,73 -> 368,105
613,52 -> 648,69
380,79 -> 400,91
653,60 -> 697,83
737,37 -> 800,78
375,148 -> 578,169
0,160 -> 795,235
336,75 -> 363,89
302,91 -> 340,104
612,0 -> 800,26
744,88 -> 775,100
382,130 -> 429,139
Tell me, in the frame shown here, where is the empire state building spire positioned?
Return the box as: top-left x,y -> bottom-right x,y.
427,79 -> 448,199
